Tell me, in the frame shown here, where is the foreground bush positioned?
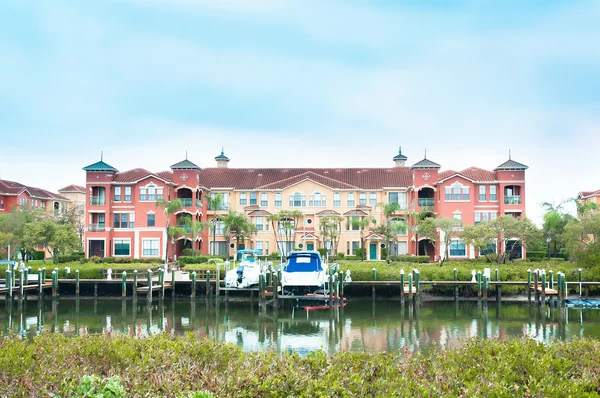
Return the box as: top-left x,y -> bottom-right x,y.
1,334 -> 600,397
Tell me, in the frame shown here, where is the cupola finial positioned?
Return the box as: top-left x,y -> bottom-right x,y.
221,146 -> 224,156
101,151 -> 103,161
509,149 -> 511,160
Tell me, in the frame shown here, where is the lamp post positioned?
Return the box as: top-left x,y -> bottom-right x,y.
546,235 -> 551,260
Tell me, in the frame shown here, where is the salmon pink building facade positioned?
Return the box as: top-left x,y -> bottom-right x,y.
0,179 -> 70,216
83,149 -> 528,261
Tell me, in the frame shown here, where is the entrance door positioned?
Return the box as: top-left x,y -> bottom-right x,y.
370,243 -> 377,260
237,243 -> 245,260
307,243 -> 314,251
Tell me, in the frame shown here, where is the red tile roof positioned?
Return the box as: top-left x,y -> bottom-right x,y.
0,179 -> 66,200
113,169 -> 175,184
437,167 -> 497,183
579,190 -> 600,198
196,168 -> 414,190
58,184 -> 86,193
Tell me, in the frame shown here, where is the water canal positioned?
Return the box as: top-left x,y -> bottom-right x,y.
2,299 -> 600,354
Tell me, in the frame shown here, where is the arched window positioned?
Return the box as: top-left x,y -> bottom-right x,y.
390,217 -> 407,235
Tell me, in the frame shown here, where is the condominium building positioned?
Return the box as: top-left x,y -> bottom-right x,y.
0,179 -> 70,216
82,148 -> 527,261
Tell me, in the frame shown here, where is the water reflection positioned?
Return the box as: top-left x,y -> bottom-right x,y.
2,298 -> 600,354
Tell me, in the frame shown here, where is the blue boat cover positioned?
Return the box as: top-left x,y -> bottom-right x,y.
285,252 -> 323,273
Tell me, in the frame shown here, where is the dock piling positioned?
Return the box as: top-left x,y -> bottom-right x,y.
414,269 -> 420,298
477,271 -> 482,298
408,273 -> 413,300
578,268 -> 583,298
7,270 -> 12,299
37,269 -> 43,296
541,271 -> 546,304
527,269 -> 532,302
171,268 -> 176,298
400,269 -> 405,301
191,271 -> 197,298
122,271 -> 127,297
372,268 -> 376,300
206,270 -> 211,297
51,270 -> 58,297
75,270 -> 80,297
147,269 -> 153,301
133,270 -> 138,299
19,269 -> 24,298
453,268 -> 458,299
533,269 -> 539,303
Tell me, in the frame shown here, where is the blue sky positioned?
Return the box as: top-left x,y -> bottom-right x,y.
1,0 -> 600,224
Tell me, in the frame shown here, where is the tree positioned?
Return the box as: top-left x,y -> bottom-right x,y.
318,216 -> 344,257
222,210 -> 256,257
208,193 -> 224,255
180,215 -> 208,256
269,210 -> 303,256
155,198 -> 183,264
415,216 -> 438,258
0,205 -> 44,261
461,215 -> 537,263
436,217 -> 461,265
571,197 -> 599,218
23,218 -> 79,263
562,211 -> 600,265
57,204 -> 85,250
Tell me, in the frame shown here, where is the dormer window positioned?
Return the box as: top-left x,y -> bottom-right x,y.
445,182 -> 469,201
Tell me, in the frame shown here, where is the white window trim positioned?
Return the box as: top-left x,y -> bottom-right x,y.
113,238 -> 132,257
448,238 -> 467,258
141,238 -> 161,258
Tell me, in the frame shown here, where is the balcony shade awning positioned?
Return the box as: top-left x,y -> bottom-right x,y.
248,210 -> 272,216
315,210 -> 341,217
343,209 -> 369,216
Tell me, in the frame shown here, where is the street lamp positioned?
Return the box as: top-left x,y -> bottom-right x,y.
546,235 -> 551,260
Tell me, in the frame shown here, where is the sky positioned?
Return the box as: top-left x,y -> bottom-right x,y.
1,0 -> 599,225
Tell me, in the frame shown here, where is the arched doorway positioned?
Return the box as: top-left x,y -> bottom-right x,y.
418,239 -> 435,261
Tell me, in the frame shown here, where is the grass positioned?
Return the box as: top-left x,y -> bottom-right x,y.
1,333 -> 600,397
0,260 -> 163,280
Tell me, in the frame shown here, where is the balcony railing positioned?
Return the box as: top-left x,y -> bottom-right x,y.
88,223 -> 106,232
177,225 -> 192,233
208,203 -> 229,211
90,196 -> 106,206
180,198 -> 192,207
504,195 -> 521,205
418,198 -> 435,207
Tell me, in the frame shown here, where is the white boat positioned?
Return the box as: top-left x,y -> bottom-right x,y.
224,249 -> 264,288
281,251 -> 329,294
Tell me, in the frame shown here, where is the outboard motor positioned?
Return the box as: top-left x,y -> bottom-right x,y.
236,266 -> 244,284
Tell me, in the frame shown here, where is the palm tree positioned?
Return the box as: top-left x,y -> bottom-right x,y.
570,197 -> 598,218
208,193 -> 224,255
181,215 -> 208,256
222,210 -> 256,258
376,201 -> 402,259
155,198 -> 183,265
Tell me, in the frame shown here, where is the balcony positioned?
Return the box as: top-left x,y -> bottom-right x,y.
418,198 -> 435,207
504,196 -> 521,205
88,223 -> 106,232
180,198 -> 192,207
177,225 -> 192,233
90,196 -> 106,206
208,203 -> 229,211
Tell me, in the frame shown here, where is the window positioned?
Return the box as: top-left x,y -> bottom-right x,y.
142,239 -> 159,257
310,192 -> 323,207
114,240 -> 130,256
397,241 -> 408,255
369,192 -> 377,205
114,187 -> 121,202
278,218 -> 295,235
359,192 -> 367,205
490,186 -> 497,201
390,217 -> 407,235
114,213 -> 134,228
250,192 -> 257,205
462,186 -> 469,201
147,214 -> 155,227
388,192 -> 407,209
333,193 -> 341,207
255,241 -> 263,254
475,212 -> 481,224
290,192 -> 301,207
480,243 -> 496,256
454,213 -> 462,222
347,193 -> 355,206
445,187 -> 452,201
350,216 -> 359,231
41,201 -> 45,209
124,186 -> 132,202
210,241 -> 227,256
209,192 -> 229,210
0,199 -> 4,209
260,193 -> 268,206
255,216 -> 264,231
265,241 -> 269,255
351,241 -> 360,256
479,186 -> 486,201
141,185 -> 163,201
239,192 -> 247,205
449,240 -> 466,256
475,212 -> 497,224
453,185 -> 461,200
213,219 -> 224,235
274,193 -> 282,207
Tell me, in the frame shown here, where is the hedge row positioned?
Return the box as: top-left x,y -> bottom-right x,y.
178,255 -> 227,265
1,334 -> 600,397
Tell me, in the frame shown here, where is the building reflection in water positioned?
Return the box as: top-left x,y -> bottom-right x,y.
2,298 -> 600,354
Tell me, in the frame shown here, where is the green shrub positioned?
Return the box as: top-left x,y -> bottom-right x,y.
73,375 -> 126,398
336,252 -> 344,259
102,257 -> 115,264
381,247 -> 388,258
179,256 -> 209,265
394,255 -> 430,263
89,256 -> 102,264
182,248 -> 193,256
57,255 -> 81,263
317,248 -> 326,257
31,250 -> 46,260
